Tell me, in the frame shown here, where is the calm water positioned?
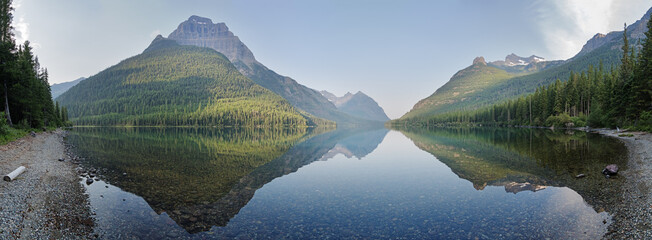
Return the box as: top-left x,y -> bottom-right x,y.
66,127 -> 628,239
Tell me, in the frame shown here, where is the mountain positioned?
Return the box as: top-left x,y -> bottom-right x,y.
489,53 -> 544,68
401,57 -> 514,119
57,36 -> 325,127
50,77 -> 85,99
167,16 -> 364,125
320,90 -> 390,122
575,7 -> 651,58
488,54 -> 562,73
399,7 -> 651,121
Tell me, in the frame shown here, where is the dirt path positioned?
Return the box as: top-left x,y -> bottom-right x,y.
597,130 -> 652,239
0,130 -> 93,239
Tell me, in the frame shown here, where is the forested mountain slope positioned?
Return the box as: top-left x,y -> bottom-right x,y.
402,57 -> 515,119
56,36 -> 325,127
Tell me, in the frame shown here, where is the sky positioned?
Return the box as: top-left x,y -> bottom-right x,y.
12,0 -> 652,119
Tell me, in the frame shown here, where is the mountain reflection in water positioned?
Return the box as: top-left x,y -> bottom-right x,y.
67,126 -> 626,239
68,127 -> 389,235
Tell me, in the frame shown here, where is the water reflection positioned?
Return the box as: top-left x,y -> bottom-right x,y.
67,126 -> 389,237
66,126 -> 627,239
397,127 -> 627,213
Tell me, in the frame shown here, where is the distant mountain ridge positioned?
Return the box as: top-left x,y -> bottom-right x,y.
490,54 -> 544,67
50,77 -> 85,99
167,16 -> 367,125
574,7 -> 652,58
320,90 -> 390,122
400,6 -> 652,121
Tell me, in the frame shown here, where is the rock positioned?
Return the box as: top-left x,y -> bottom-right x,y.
58,158 -> 64,162
168,16 -> 257,66
602,164 -> 619,175
122,172 -> 127,176
30,131 -> 36,137
576,173 -> 586,178
473,56 -> 487,66
85,178 -> 94,185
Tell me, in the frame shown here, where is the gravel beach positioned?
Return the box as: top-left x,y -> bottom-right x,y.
0,130 -> 94,239
597,130 -> 652,239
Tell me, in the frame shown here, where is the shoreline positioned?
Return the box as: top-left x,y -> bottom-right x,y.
0,129 -> 94,239
595,129 -> 652,239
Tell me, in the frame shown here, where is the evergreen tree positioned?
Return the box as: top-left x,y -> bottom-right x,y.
0,0 -> 13,126
637,16 -> 652,112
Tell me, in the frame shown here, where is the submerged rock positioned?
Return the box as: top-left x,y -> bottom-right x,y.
576,174 -> 586,178
85,178 -> 94,185
602,164 -> 619,175
504,182 -> 546,194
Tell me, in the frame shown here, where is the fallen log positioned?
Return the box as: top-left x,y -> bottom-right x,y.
3,166 -> 26,181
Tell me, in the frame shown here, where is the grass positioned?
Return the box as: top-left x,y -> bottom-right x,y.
0,127 -> 29,145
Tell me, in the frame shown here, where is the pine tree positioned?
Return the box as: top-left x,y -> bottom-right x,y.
0,0 -> 13,126
637,16 -> 652,112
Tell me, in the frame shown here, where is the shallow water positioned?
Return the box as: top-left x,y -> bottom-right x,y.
67,127 -> 627,239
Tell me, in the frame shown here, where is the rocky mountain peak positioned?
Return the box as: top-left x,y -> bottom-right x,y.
168,16 -> 256,65
188,15 -> 214,24
473,57 -> 487,66
488,54 -> 545,68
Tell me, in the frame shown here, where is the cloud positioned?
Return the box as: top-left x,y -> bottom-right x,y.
533,0 -> 616,60
534,0 -> 651,60
13,16 -> 29,44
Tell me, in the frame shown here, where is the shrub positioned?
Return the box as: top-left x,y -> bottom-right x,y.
546,113 -> 572,128
0,112 -> 8,135
636,111 -> 652,132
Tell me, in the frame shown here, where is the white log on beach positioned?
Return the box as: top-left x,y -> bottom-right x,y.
3,166 -> 26,181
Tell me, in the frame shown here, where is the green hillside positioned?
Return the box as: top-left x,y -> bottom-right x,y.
399,10 -> 650,122
57,37 -> 328,127
400,47 -> 624,121
401,58 -> 515,119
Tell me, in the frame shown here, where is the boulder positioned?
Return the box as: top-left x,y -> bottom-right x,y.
86,178 -> 94,185
602,164 -> 618,175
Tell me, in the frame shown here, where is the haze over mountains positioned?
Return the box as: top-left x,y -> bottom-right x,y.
50,77 -> 85,99
400,6 -> 652,121
57,16 -> 390,126
320,91 -> 390,122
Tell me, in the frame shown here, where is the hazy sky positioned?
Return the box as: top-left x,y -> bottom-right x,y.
12,0 -> 652,118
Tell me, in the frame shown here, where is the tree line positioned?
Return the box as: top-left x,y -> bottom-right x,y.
0,0 -> 68,137
395,22 -> 652,131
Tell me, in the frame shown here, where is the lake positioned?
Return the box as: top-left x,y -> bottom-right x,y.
66,126 -> 628,239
